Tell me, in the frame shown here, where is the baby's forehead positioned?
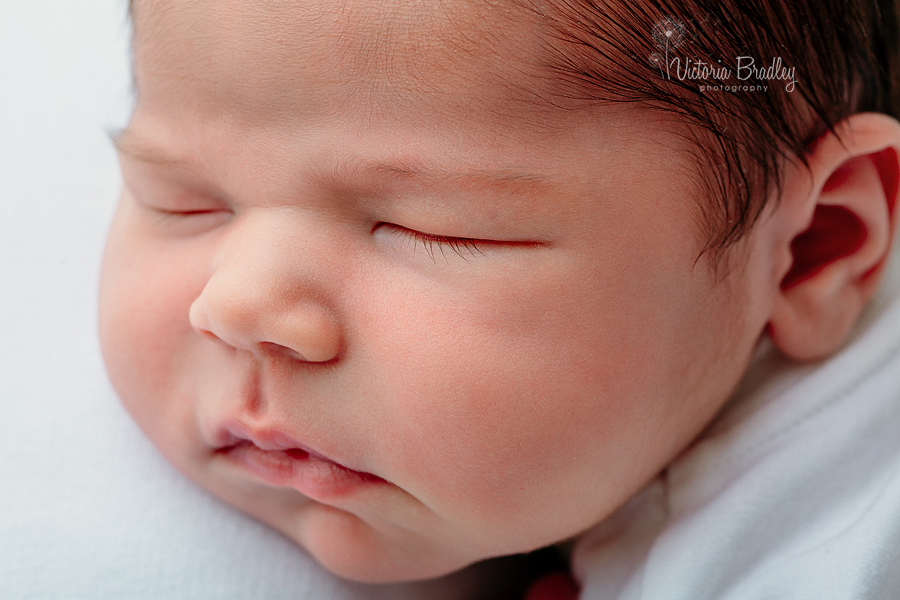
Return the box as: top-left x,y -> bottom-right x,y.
131,0 -> 559,126
125,0 -> 696,210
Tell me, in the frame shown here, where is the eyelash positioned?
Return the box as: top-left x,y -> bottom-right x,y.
148,207 -> 232,231
157,209 -> 219,216
386,224 -> 487,260
150,206 -> 229,219
147,209 -> 525,260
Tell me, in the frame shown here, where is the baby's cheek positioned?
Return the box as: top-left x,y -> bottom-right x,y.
382,349 -> 595,538
99,214 -> 210,433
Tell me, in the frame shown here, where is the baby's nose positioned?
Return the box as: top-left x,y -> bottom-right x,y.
190,291 -> 342,362
188,212 -> 343,363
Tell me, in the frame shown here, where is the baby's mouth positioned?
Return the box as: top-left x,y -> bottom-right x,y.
216,429 -> 385,501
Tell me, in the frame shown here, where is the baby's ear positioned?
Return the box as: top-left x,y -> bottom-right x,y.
768,113 -> 900,361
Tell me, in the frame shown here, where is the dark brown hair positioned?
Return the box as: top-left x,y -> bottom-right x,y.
525,0 -> 900,253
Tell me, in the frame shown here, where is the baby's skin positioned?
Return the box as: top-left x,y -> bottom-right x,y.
100,0 -> 900,583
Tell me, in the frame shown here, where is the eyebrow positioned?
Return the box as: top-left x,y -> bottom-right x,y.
109,128 -> 558,196
350,160 -> 557,197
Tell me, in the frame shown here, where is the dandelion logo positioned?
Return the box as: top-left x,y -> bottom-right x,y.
652,17 -> 687,50
650,17 -> 687,79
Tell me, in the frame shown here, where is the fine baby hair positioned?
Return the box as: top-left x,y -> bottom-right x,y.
104,0 -> 900,593
522,0 -> 899,253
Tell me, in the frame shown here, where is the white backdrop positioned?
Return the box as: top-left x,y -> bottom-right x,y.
0,2 -> 521,598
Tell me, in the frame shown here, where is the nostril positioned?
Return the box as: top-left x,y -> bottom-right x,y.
258,341 -> 307,361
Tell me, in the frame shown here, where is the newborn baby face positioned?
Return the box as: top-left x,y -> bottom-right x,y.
100,0 -> 775,582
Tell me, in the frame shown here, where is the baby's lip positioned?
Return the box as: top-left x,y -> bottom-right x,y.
216,420 -> 358,471
214,420 -> 386,501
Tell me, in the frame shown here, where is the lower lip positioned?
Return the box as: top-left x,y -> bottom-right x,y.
220,442 -> 385,501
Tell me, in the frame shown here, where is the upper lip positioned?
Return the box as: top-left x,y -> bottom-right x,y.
216,419 -> 351,468
206,367 -> 373,476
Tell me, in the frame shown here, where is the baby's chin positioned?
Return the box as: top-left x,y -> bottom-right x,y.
284,508 -> 479,583
209,479 -> 479,583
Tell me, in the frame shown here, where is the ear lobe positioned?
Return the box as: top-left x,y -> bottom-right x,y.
769,114 -> 900,361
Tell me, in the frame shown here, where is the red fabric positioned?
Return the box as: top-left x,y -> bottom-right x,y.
524,571 -> 580,600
